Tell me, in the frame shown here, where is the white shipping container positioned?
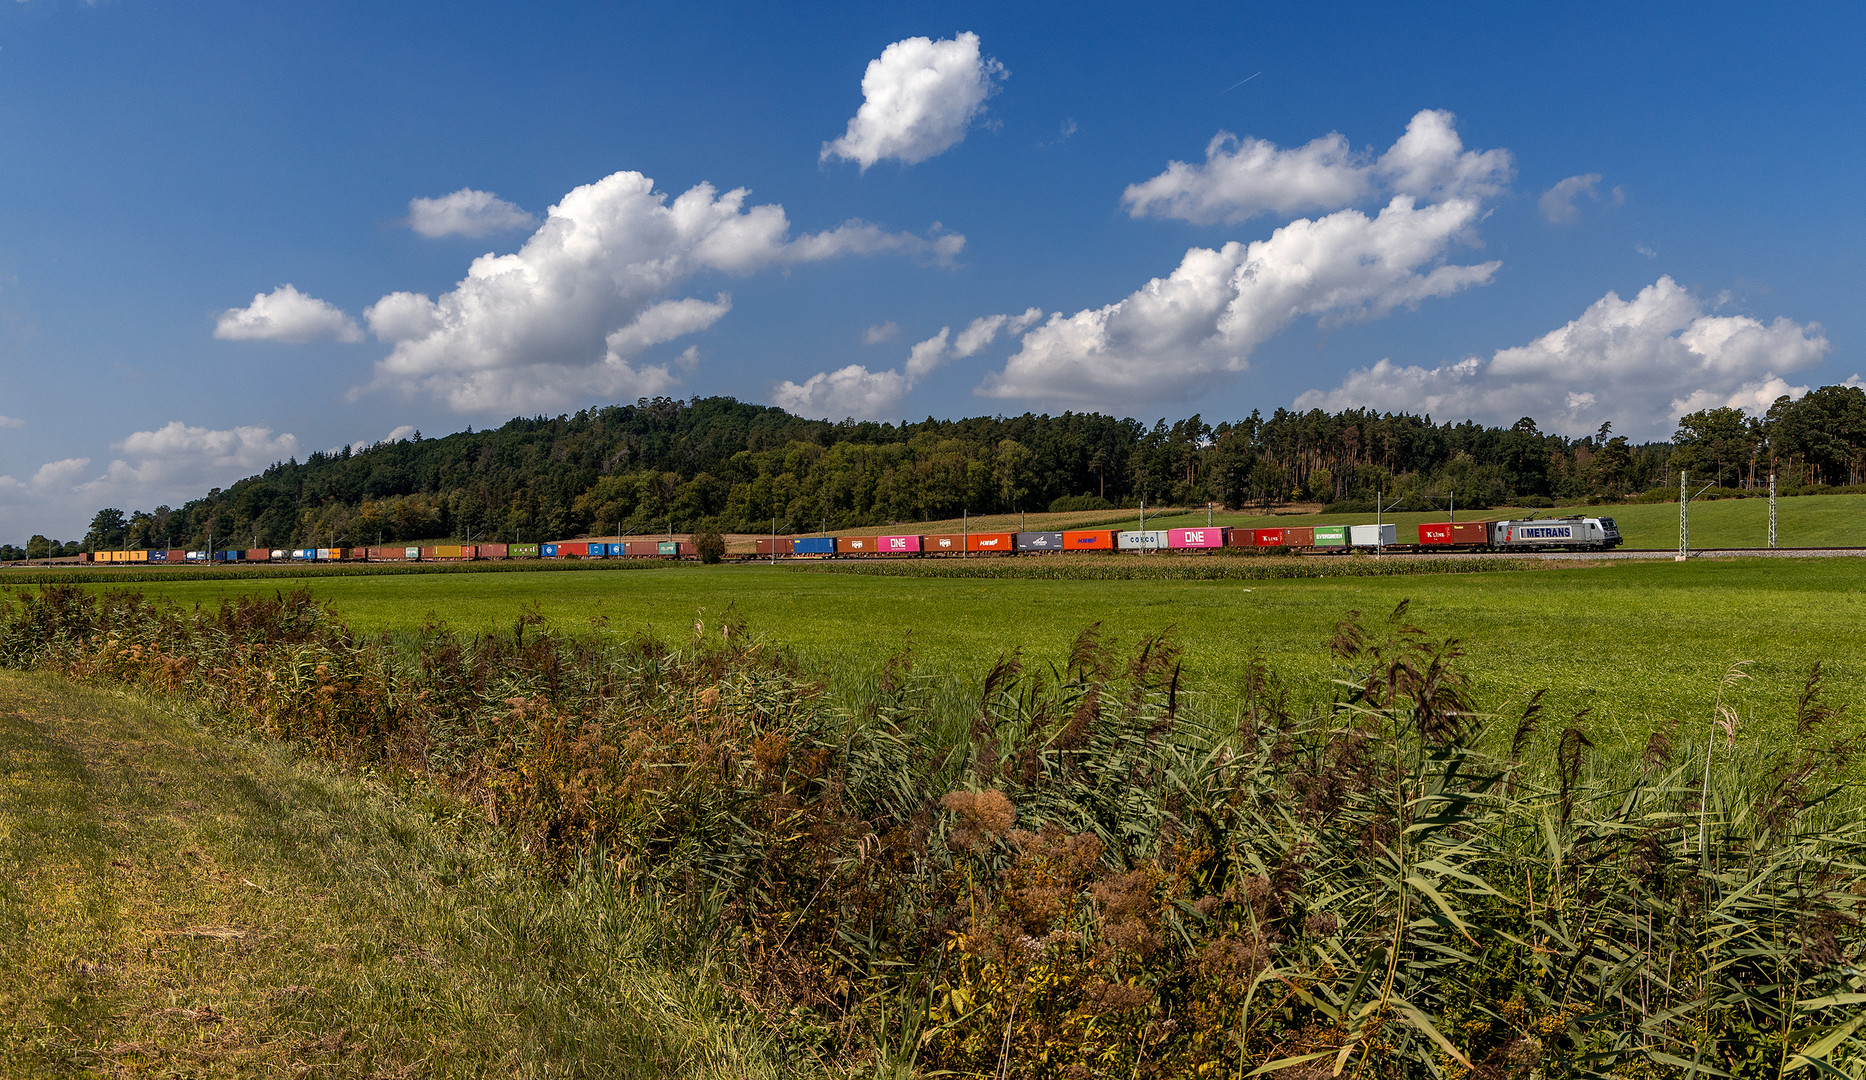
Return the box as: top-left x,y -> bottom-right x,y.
1117,530 -> 1171,550
1349,524 -> 1398,547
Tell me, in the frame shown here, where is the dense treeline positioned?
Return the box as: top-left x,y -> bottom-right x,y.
74,385 -> 1866,550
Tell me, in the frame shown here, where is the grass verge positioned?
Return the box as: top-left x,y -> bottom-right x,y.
0,670 -> 795,1080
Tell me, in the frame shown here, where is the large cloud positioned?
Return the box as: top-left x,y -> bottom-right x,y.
359,170 -> 963,413
821,32 -> 1006,170
775,308 -> 1040,419
1121,109 -> 1511,225
0,422 -> 302,540
1294,277 -> 1830,438
979,195 -> 1500,409
214,284 -> 363,343
407,188 -> 536,238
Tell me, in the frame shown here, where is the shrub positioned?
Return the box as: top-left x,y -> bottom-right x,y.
1048,493 -> 1113,513
692,529 -> 727,564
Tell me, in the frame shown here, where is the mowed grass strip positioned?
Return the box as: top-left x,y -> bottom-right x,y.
40,555 -> 1866,764
0,671 -> 795,1080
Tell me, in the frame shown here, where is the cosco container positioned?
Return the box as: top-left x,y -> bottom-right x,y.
878,534 -> 923,553
1167,527 -> 1225,549
607,543 -> 628,557
1063,530 -> 1115,550
540,543 -> 559,558
792,537 -> 836,555
1116,530 -> 1169,551
1349,524 -> 1398,547
835,536 -> 877,554
966,532 -> 1015,552
1015,531 -> 1064,552
922,534 -> 965,553
1312,525 -> 1348,547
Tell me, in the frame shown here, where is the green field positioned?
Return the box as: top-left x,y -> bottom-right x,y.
26,554 -> 1866,761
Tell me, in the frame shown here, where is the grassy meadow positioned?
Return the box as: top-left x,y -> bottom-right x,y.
21,553 -> 1866,763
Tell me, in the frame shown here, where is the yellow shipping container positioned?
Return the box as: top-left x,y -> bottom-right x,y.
130,550 -> 148,562
434,545 -> 463,559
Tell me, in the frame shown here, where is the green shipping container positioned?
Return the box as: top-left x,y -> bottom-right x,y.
657,541 -> 680,556
510,543 -> 541,558
1313,525 -> 1348,546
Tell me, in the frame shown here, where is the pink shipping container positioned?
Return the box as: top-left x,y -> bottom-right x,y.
877,534 -> 923,553
1167,527 -> 1227,549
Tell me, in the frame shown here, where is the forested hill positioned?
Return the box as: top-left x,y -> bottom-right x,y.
69,385 -> 1866,552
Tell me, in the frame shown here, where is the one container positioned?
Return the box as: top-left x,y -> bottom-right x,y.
792,537 -> 836,556
623,541 -> 662,557
658,541 -> 684,556
878,534 -> 923,553
1282,527 -> 1315,548
1312,525 -> 1348,547
1166,527 -> 1225,549
1349,523 -> 1398,547
966,532 -> 1015,552
510,543 -> 540,558
754,538 -> 796,555
1062,529 -> 1116,550
540,543 -> 559,558
1116,530 -> 1170,551
922,534 -> 965,553
835,536 -> 877,554
1015,531 -> 1064,552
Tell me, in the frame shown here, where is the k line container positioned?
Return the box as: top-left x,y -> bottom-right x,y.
966,532 -> 1015,552
835,537 -> 877,554
792,537 -> 836,555
1117,530 -> 1169,551
1062,530 -> 1115,550
1167,527 -> 1225,549
1253,528 -> 1286,547
1419,521 -> 1492,546
922,534 -> 965,553
1015,531 -> 1064,551
1349,524 -> 1398,547
1312,525 -> 1348,547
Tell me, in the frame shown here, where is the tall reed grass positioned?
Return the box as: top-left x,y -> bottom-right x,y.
2,584 -> 1860,1078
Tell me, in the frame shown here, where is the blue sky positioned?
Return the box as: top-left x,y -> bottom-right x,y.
1,1 -> 1860,538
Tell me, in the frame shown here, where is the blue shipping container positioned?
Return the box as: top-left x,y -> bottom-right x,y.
149,551 -> 167,563
792,537 -> 836,555
541,543 -> 558,558
607,543 -> 626,557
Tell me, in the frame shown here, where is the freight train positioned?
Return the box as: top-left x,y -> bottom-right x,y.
76,515 -> 1620,564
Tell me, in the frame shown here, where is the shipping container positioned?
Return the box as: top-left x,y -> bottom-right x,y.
1063,529 -> 1116,550
148,550 -> 167,563
479,542 -> 509,559
1015,531 -> 1065,552
922,534 -> 965,553
166,549 -> 188,563
245,548 -> 268,561
540,543 -> 558,558
754,538 -> 796,555
623,541 -> 662,557
792,537 -> 837,556
510,543 -> 539,558
966,532 -> 1015,552
1253,528 -> 1286,547
132,550 -> 149,562
1418,521 -> 1492,546
1166,527 -> 1225,549
611,543 -> 630,557
658,541 -> 685,556
1117,530 -> 1170,551
1283,527 -> 1315,547
1312,525 -> 1348,547
557,542 -> 587,558
835,536 -> 877,554
878,534 -> 923,553
1349,523 -> 1398,547
316,548 -> 333,561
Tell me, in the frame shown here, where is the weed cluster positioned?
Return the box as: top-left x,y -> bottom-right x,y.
2,585 -> 1862,1077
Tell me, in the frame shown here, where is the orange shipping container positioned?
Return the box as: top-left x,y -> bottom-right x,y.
835,536 -> 878,554
966,532 -> 1015,552
1062,529 -> 1115,550
1283,527 -> 1315,547
922,533 -> 966,553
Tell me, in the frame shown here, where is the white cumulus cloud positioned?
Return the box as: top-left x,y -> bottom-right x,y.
862,321 -> 901,345
215,284 -> 363,344
407,188 -> 536,238
0,415 -> 24,428
1122,109 -> 1511,225
776,308 -> 1041,419
359,170 -> 963,413
980,195 -> 1500,409
1539,173 -> 1621,224
1294,277 -> 1829,439
821,32 -> 1006,170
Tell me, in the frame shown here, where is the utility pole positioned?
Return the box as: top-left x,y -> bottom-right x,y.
1376,488 -> 1384,556
1768,473 -> 1778,549
962,508 -> 968,558
1207,501 -> 1213,526
1678,471 -> 1688,561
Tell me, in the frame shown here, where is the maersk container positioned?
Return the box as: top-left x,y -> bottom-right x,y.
792,537 -> 836,555
1015,531 -> 1064,552
1117,530 -> 1169,551
1063,529 -> 1115,550
966,532 -> 1015,552
835,537 -> 876,554
1349,524 -> 1398,547
540,543 -> 559,558
922,534 -> 965,554
878,534 -> 923,553
1312,525 -> 1348,547
1167,527 -> 1225,549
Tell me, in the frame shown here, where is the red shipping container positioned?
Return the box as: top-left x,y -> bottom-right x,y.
1226,530 -> 1257,548
922,534 -> 966,553
165,549 -> 188,562
836,536 -> 878,554
558,542 -> 587,557
1063,530 -> 1115,550
245,548 -> 269,561
1421,521 -> 1491,545
754,538 -> 794,555
620,541 -> 655,556
419,547 -> 437,560
1283,527 -> 1315,547
1254,528 -> 1287,547
966,532 -> 1015,552
478,543 -> 508,559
